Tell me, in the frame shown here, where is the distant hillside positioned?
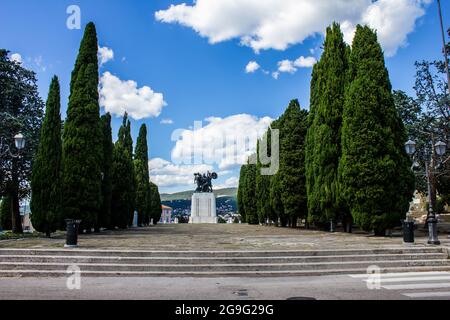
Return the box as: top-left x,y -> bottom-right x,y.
161,187 -> 237,201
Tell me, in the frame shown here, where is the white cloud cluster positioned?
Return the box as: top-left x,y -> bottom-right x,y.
275,56 -> 317,78
245,61 -> 260,73
214,176 -> 240,190
149,158 -> 214,188
155,0 -> 431,56
10,53 -> 22,64
99,72 -> 167,120
171,114 -> 273,170
161,118 -> 174,125
98,46 -> 114,66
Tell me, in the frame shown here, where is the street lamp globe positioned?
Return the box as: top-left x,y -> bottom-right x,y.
14,133 -> 25,150
435,141 -> 447,156
405,140 -> 416,156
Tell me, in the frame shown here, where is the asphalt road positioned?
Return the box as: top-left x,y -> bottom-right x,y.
1,271 -> 449,300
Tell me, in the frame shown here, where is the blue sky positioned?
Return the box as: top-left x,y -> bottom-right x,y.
1,0 -> 448,193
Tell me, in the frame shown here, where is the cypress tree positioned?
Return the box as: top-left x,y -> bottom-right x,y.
306,24 -> 349,227
111,115 -> 135,229
0,196 -> 12,230
243,161 -> 258,225
134,124 -> 150,226
269,119 -> 284,226
237,165 -> 247,222
149,181 -> 162,224
62,22 -> 103,231
30,76 -> 62,237
339,25 -> 415,235
255,136 -> 273,224
97,113 -> 113,231
279,100 -> 309,228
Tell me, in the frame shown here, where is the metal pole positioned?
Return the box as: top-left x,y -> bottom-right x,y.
437,0 -> 450,96
425,148 -> 440,245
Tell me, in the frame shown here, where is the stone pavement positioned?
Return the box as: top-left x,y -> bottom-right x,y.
0,224 -> 449,251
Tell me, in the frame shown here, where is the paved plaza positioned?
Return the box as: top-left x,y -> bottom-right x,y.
1,224 -> 449,251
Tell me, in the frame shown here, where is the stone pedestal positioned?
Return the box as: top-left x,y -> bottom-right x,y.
190,192 -> 218,224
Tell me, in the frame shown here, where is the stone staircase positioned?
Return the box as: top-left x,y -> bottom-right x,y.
0,247 -> 449,277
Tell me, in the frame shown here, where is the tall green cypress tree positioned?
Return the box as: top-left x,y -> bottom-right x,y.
255,136 -> 273,224
111,115 -> 135,229
97,113 -> 113,231
306,23 -> 349,227
30,76 -> 62,237
279,100 -> 309,227
134,124 -> 150,226
305,63 -> 320,226
269,118 -> 284,226
339,25 -> 415,235
62,22 -> 103,231
243,160 -> 258,225
149,181 -> 162,224
0,196 -> 12,230
237,165 -> 247,222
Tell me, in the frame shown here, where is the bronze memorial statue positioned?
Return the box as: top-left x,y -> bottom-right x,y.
194,171 -> 218,193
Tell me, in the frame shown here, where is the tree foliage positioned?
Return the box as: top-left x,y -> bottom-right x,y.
98,113 -> 113,230
30,76 -> 62,237
149,181 -> 162,224
61,22 -> 103,231
305,24 -> 349,225
111,114 -> 135,229
135,124 -> 150,226
0,196 -> 12,230
0,49 -> 44,233
279,100 -> 308,227
339,25 -> 415,235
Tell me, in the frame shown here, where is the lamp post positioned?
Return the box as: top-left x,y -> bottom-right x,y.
437,0 -> 450,96
0,133 -> 26,158
405,138 -> 447,245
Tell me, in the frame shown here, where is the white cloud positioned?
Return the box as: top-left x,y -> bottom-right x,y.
245,61 -> 260,73
161,118 -> 174,125
294,56 -> 317,68
214,176 -> 240,190
171,114 -> 273,170
155,0 -> 430,55
10,53 -> 22,64
276,56 -> 316,77
149,158 -> 214,189
98,46 -> 114,66
278,60 -> 297,74
99,72 -> 167,120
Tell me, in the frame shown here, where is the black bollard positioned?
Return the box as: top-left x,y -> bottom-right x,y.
402,220 -> 415,244
65,219 -> 82,248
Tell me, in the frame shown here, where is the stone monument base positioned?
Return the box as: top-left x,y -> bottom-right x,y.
190,192 -> 218,224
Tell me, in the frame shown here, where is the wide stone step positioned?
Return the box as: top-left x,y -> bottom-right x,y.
0,253 -> 446,265
1,259 -> 449,272
2,265 -> 450,278
0,247 -> 446,258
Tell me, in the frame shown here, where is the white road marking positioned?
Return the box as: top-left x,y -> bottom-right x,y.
403,291 -> 450,298
382,283 -> 450,290
364,276 -> 450,283
349,271 -> 450,278
350,271 -> 450,299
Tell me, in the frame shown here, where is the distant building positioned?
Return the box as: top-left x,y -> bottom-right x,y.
20,201 -> 34,232
160,205 -> 173,224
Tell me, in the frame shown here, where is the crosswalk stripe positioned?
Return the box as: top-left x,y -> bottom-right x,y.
382,283 -> 450,290
403,291 -> 450,298
349,271 -> 450,278
364,276 -> 450,283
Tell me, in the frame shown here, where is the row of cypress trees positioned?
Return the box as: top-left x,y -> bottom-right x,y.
30,22 -> 162,236
238,23 -> 415,235
238,99 -> 309,227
